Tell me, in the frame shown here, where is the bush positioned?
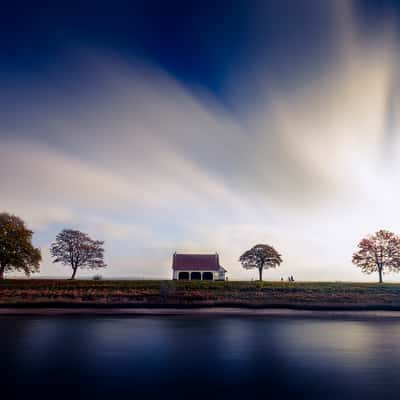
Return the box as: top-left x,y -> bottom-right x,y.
159,281 -> 176,302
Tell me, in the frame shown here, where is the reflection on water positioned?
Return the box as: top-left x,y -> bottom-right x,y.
1,316 -> 400,399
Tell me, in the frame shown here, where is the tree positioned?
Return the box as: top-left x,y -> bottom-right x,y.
0,212 -> 41,279
239,244 -> 282,281
50,229 -> 106,279
352,230 -> 400,283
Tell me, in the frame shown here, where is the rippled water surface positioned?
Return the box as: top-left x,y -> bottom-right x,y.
1,315 -> 400,399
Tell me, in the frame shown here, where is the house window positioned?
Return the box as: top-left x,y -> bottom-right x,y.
191,272 -> 201,280
202,272 -> 213,280
178,272 -> 189,280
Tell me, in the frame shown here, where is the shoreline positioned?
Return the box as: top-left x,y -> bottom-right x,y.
3,300 -> 400,311
3,305 -> 400,318
3,280 -> 400,315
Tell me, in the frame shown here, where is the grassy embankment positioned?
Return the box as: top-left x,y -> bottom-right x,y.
1,279 -> 400,309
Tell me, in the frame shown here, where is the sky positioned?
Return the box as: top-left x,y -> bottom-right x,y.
3,0 -> 400,280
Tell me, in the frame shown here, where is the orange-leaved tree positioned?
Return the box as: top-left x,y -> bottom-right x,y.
352,230 -> 400,283
0,212 -> 41,279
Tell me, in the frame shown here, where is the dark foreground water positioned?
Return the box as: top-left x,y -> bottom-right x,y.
1,315 -> 400,399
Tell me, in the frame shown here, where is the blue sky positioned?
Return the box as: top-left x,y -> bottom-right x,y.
3,1 -> 400,280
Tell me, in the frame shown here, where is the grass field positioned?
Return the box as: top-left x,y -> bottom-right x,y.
1,279 -> 400,309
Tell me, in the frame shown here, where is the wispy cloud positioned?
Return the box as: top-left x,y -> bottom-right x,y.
3,2 -> 400,280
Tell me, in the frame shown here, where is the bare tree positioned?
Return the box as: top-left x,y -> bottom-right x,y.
0,212 -> 41,279
239,244 -> 282,281
50,229 -> 106,279
352,230 -> 400,283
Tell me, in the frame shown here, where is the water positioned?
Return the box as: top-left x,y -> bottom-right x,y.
1,315 -> 400,399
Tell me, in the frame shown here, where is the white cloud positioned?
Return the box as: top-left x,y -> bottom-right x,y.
3,3 -> 400,281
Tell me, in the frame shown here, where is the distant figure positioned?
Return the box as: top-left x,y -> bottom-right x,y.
291,275 -> 295,282
281,277 -> 284,281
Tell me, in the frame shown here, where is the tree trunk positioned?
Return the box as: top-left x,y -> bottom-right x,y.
259,267 -> 263,281
70,267 -> 78,280
378,268 -> 383,283
0,265 -> 5,280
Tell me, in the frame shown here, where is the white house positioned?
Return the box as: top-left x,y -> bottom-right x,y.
172,252 -> 227,281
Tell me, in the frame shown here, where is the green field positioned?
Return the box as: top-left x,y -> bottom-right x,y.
1,279 -> 400,309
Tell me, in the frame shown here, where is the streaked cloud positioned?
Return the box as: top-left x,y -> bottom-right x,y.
3,1 -> 400,280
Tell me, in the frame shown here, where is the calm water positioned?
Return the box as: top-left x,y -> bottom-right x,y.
1,315 -> 400,399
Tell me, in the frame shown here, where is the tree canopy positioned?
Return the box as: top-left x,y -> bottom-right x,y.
239,244 -> 282,281
352,230 -> 400,283
50,229 -> 106,279
0,212 -> 41,279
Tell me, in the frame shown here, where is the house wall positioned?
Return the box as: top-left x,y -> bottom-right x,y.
216,269 -> 226,281
172,270 -> 179,280
172,270 -> 226,280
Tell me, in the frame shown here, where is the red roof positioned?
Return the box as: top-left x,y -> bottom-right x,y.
172,253 -> 221,271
